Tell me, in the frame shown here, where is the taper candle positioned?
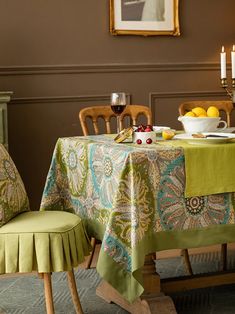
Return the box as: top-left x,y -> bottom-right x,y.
220,46 -> 226,79
231,45 -> 235,79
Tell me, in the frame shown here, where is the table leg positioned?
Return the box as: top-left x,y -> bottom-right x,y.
221,243 -> 227,271
96,253 -> 177,314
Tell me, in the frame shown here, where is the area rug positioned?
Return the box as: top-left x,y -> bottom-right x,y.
1,250 -> 235,314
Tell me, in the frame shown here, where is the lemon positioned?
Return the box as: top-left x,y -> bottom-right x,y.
207,106 -> 219,117
184,111 -> 196,117
198,113 -> 208,117
191,107 -> 207,117
162,130 -> 175,140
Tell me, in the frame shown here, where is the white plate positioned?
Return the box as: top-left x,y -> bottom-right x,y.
174,133 -> 235,145
218,127 -> 235,133
153,126 -> 171,134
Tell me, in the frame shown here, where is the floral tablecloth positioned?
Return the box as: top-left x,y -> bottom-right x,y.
40,135 -> 235,303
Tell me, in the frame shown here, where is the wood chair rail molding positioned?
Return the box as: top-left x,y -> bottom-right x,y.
0,62 -> 220,76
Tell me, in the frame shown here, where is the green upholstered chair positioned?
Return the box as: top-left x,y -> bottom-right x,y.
0,144 -> 91,314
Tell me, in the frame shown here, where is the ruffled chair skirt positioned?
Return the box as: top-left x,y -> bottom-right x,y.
0,211 -> 91,274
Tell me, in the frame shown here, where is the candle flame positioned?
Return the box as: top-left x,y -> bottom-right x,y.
233,45 -> 235,52
222,46 -> 225,53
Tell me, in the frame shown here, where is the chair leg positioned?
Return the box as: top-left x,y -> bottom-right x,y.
181,249 -> 193,275
85,237 -> 96,269
221,243 -> 227,271
67,270 -> 84,314
43,273 -> 55,314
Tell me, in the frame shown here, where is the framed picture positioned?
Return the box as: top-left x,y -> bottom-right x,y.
110,0 -> 180,36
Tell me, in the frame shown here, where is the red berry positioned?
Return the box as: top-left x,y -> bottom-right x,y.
136,139 -> 142,144
146,138 -> 152,144
146,125 -> 153,131
145,128 -> 152,132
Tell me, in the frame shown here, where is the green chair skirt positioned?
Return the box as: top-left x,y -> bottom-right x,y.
0,211 -> 91,274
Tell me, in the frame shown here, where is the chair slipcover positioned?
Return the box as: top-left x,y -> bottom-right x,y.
0,211 -> 91,274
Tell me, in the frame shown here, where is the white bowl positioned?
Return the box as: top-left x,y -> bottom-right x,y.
133,131 -> 156,144
178,116 -> 227,134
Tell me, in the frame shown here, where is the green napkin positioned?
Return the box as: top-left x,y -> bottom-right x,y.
159,139 -> 235,198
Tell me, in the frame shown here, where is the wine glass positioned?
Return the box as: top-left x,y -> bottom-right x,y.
110,92 -> 127,133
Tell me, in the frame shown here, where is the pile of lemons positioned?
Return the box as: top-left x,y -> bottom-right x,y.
184,106 -> 220,118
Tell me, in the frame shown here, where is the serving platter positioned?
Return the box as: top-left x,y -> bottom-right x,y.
174,132 -> 235,145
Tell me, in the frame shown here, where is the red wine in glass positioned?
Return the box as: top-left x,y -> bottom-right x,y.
111,104 -> 126,114
110,93 -> 127,133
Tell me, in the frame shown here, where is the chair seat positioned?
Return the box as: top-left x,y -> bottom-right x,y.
0,211 -> 91,274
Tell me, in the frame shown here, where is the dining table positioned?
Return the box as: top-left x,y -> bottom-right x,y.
40,133 -> 235,314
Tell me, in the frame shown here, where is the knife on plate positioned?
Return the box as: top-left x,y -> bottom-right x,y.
192,133 -> 229,138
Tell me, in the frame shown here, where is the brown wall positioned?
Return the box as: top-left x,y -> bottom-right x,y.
0,0 -> 235,209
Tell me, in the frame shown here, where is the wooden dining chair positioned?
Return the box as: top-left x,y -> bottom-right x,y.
179,100 -> 234,273
79,104 -> 152,136
179,100 -> 233,127
0,144 -> 91,314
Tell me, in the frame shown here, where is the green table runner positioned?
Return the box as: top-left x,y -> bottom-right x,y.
160,139 -> 235,197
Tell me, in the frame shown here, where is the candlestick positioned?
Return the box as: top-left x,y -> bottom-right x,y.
221,46 -> 235,104
221,78 -> 235,103
220,46 -> 226,79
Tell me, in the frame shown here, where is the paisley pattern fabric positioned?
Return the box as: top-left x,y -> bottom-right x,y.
40,135 -> 235,302
157,154 -> 232,231
0,145 -> 30,226
89,143 -> 131,209
41,136 -> 235,270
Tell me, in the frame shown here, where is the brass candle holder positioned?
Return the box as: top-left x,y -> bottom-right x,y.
221,78 -> 235,104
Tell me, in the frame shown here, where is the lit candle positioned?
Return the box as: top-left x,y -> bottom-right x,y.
231,45 -> 235,79
220,46 -> 226,79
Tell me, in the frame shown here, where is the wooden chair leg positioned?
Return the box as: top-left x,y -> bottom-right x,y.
43,273 -> 55,314
181,249 -> 193,275
221,243 -> 227,271
85,237 -> 96,269
67,270 -> 84,314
